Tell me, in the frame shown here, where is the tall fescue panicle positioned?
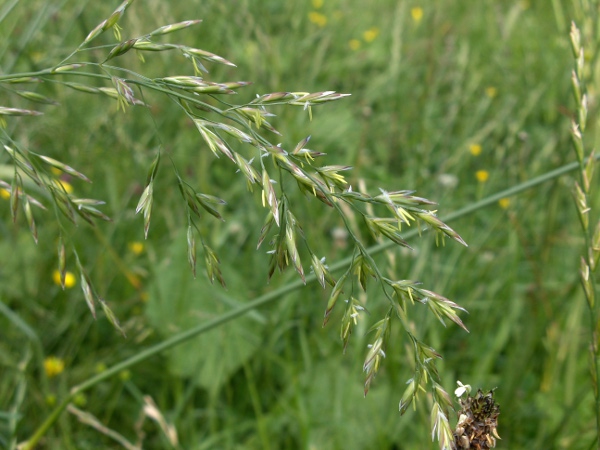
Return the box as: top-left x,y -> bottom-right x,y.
1,3 -> 471,449
3,0 -> 599,448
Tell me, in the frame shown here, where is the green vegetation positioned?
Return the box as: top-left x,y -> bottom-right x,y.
0,0 -> 598,448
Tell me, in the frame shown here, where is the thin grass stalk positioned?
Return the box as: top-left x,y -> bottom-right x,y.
570,18 -> 600,447
18,157 -> 593,449
590,287 -> 600,449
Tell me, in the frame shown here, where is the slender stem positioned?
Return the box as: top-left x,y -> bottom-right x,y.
19,156 -> 594,449
0,70 -> 53,82
591,305 -> 600,450
20,396 -> 72,450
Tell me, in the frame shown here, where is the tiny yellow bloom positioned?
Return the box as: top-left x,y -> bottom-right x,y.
127,273 -> 141,289
44,356 -> 65,378
308,11 -> 327,27
312,0 -> 323,9
53,270 -> 76,288
31,51 -> 45,63
349,39 -> 361,51
73,393 -> 87,407
0,188 -> 10,200
476,170 -> 489,183
363,27 -> 380,43
119,369 -> 132,382
50,167 -> 62,176
411,7 -> 424,23
469,144 -> 482,156
498,198 -> 510,209
128,241 -> 144,255
55,179 -> 73,194
485,86 -> 497,98
46,394 -> 57,406
140,291 -> 149,302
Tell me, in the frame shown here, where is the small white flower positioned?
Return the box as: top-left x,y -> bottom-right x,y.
438,173 -> 458,189
455,380 -> 471,397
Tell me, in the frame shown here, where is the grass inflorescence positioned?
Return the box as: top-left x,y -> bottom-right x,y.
0,1 -> 597,449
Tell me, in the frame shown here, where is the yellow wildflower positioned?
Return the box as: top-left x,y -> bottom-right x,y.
312,0 -> 323,8
128,241 -> 144,255
308,11 -> 327,27
31,51 -> 45,63
126,273 -> 141,289
363,27 -> 380,43
349,39 -> 361,51
55,179 -> 73,194
469,144 -> 482,156
498,198 -> 510,209
53,270 -> 76,288
73,393 -> 87,407
411,7 -> 424,23
44,356 -> 65,378
119,369 -> 132,382
0,189 -> 10,200
45,394 -> 57,406
476,170 -> 489,183
485,86 -> 497,98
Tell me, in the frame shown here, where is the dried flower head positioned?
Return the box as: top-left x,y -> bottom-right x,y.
454,389 -> 500,449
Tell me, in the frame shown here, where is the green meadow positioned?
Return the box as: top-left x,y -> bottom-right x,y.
1,0 -> 598,448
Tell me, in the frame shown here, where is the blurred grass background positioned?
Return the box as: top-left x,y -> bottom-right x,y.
0,0 -> 597,448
